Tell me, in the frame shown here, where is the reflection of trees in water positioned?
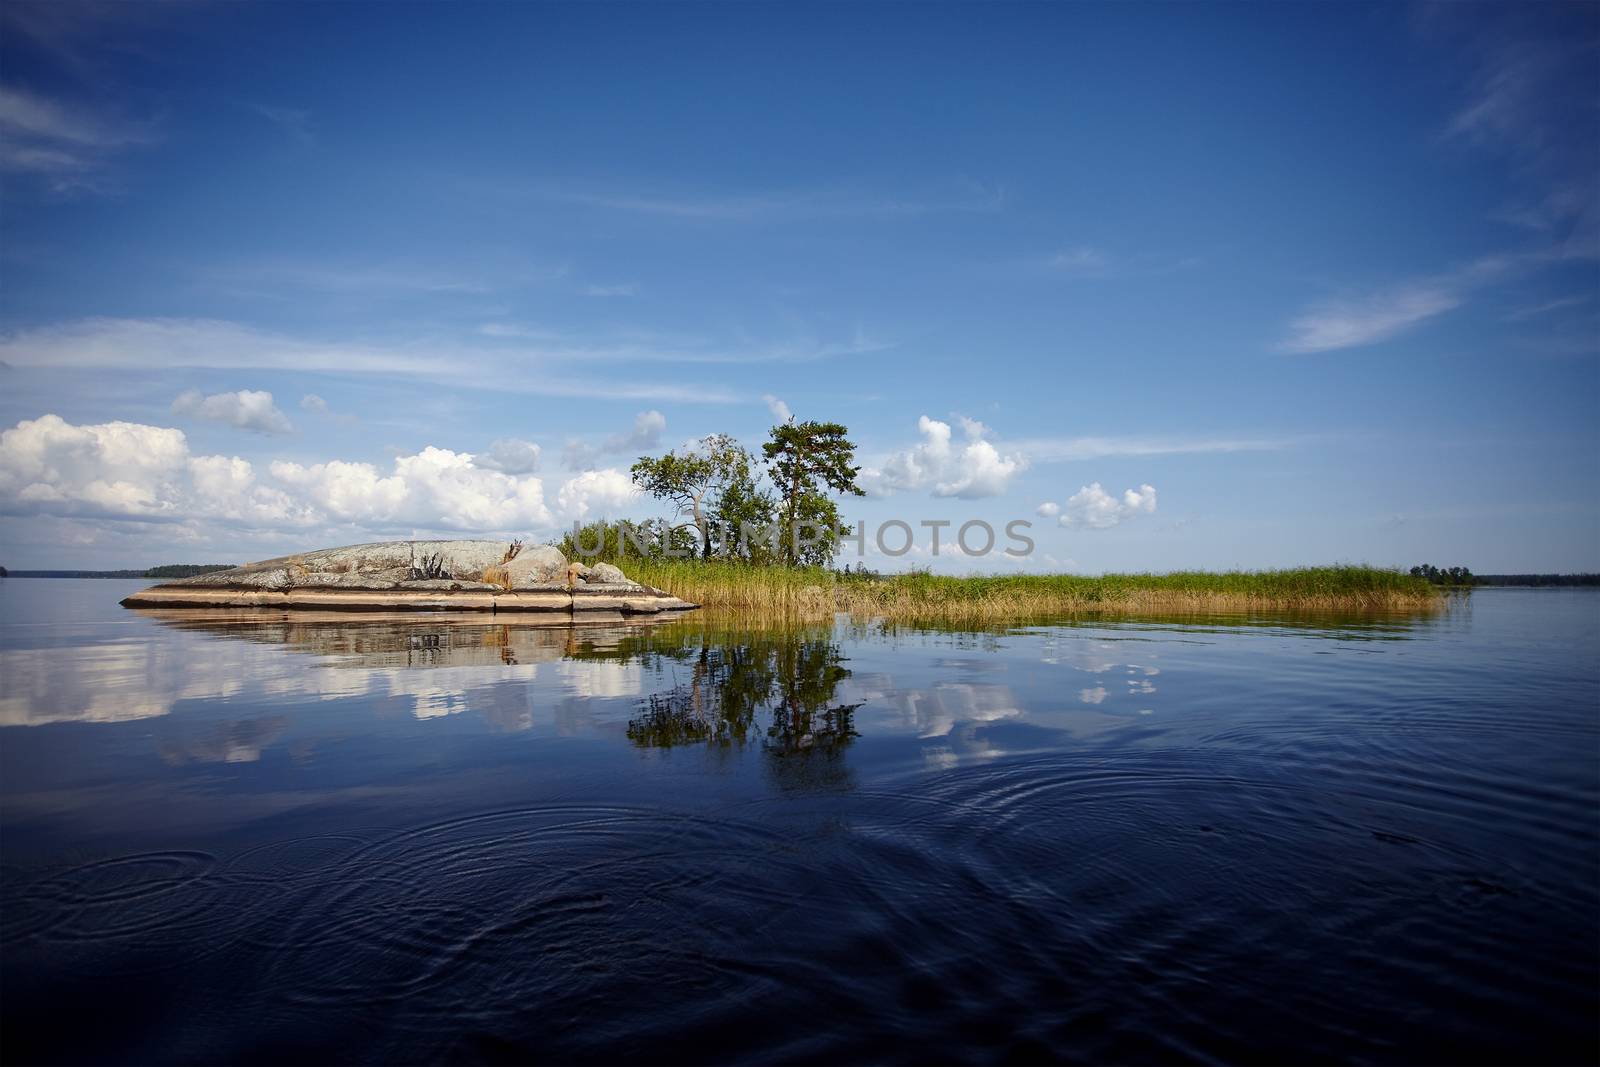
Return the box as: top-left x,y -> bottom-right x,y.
626,633 -> 861,784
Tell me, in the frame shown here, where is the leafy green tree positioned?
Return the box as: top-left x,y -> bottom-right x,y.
631,433 -> 753,559
712,447 -> 778,563
558,518 -> 694,563
761,420 -> 864,566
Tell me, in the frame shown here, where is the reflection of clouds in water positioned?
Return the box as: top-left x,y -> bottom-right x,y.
556,660 -> 643,700
1079,687 -> 1108,705
159,716 -> 289,764
1067,642 -> 1121,674
893,683 -> 1024,740
0,639 -> 272,726
386,666 -> 539,720
0,631 -> 547,727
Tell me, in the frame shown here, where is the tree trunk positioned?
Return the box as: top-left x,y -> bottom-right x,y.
691,491 -> 710,560
787,463 -> 802,566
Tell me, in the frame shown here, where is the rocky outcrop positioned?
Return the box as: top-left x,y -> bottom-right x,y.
119,540 -> 696,615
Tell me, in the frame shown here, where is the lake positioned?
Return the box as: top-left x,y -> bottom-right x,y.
1,580 -> 1596,1064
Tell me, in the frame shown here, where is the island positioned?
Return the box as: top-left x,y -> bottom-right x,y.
118,539 -> 698,615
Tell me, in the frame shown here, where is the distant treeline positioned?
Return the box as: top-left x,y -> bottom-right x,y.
1410,564 -> 1599,588
1474,574 -> 1600,587
1,564 -> 234,579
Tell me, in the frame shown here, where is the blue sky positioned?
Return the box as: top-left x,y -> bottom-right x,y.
0,1 -> 1595,572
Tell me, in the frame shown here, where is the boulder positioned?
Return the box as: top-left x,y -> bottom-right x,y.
587,562 -> 628,584
502,544 -> 569,587
121,539 -> 696,615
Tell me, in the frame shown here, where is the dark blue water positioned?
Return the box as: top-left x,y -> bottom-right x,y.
2,581 -> 1596,1064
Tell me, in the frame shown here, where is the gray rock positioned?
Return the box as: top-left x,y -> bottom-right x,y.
503,544 -> 569,587
135,539 -> 692,613
587,562 -> 628,584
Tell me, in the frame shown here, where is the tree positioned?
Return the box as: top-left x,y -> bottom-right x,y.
1409,564 -> 1475,587
631,434 -> 754,559
762,420 -> 864,566
710,446 -> 778,563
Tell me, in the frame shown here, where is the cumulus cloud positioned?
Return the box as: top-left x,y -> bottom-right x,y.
0,414 -> 305,524
270,447 -> 554,529
172,389 -> 293,435
300,393 -> 328,413
555,468 -> 639,522
1047,482 -> 1158,529
475,438 -> 542,475
0,413 -> 643,541
763,394 -> 793,423
1036,501 -> 1061,517
563,410 -> 666,470
862,415 -> 1027,499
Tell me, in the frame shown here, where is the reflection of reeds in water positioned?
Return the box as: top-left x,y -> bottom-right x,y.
619,561 -> 1443,621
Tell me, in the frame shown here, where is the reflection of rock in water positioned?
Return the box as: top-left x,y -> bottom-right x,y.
625,633 -> 861,790
131,609 -> 671,670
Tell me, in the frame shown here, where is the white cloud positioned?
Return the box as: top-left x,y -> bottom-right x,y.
1014,434 -> 1292,462
0,84 -> 155,190
563,410 -> 666,471
172,389 -> 294,435
861,415 -> 1027,499
0,413 -> 654,541
1055,483 -> 1158,530
763,394 -> 793,423
0,414 -> 188,519
0,414 -> 305,524
271,447 -> 554,530
1036,501 -> 1061,517
0,318 -> 741,403
556,468 -> 639,522
476,438 -> 542,475
1280,284 -> 1462,354
1049,246 -> 1107,274
1504,294 -> 1591,321
300,393 -> 328,413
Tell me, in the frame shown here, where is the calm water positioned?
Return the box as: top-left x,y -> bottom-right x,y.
1,580 -> 1596,1065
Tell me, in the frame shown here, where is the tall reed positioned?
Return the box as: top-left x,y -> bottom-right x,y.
621,560 -> 1443,621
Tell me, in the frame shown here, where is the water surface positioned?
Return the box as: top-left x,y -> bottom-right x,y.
2,580 -> 1596,1064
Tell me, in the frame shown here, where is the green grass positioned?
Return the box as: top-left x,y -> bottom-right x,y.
618,560 -> 1443,620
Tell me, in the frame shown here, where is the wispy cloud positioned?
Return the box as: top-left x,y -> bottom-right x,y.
1279,242 -> 1594,353
1280,284 -> 1463,354
250,104 -> 313,145
476,320 -> 893,364
1012,434 -> 1293,463
521,179 -> 1006,222
1048,246 -> 1108,275
582,283 -> 638,297
1433,8 -> 1599,255
0,84 -> 156,192
0,318 -> 742,403
1504,294 -> 1591,322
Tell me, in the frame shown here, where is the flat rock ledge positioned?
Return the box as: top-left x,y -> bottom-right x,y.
119,539 -> 697,616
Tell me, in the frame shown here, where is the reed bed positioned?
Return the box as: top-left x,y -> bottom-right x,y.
622,561 -> 1443,621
